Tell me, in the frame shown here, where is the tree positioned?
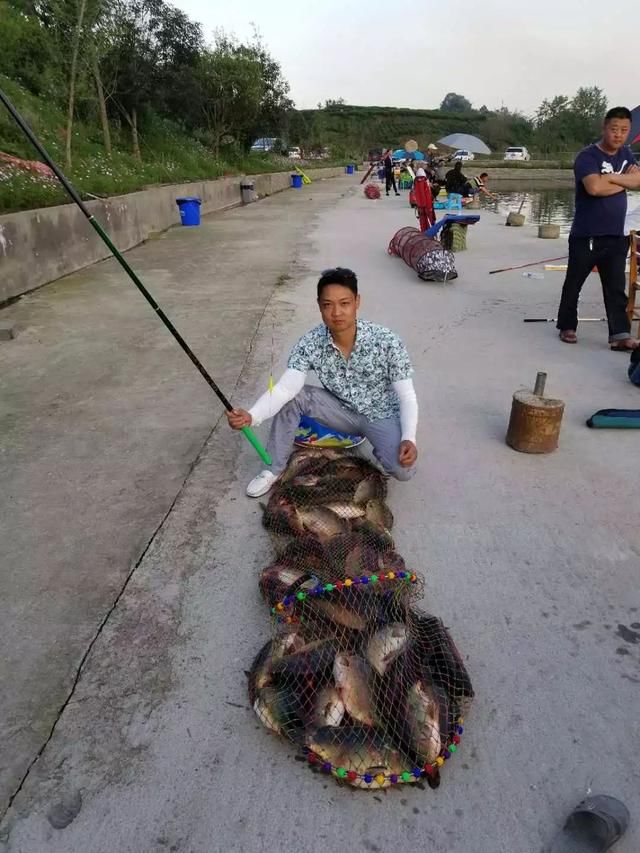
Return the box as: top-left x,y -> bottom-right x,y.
571,86 -> 607,125
235,34 -> 293,151
193,38 -> 263,156
440,92 -> 472,113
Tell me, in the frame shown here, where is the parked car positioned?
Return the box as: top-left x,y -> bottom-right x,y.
288,147 -> 301,159
504,146 -> 531,161
453,149 -> 474,161
250,137 -> 278,153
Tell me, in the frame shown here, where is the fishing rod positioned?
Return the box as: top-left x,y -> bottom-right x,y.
524,318 -> 605,323
0,87 -> 271,466
489,255 -> 568,275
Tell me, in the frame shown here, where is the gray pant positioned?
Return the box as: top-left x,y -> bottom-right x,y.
266,386 -> 417,481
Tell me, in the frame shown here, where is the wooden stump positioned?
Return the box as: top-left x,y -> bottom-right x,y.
506,212 -> 525,227
506,391 -> 565,453
538,224 -> 560,239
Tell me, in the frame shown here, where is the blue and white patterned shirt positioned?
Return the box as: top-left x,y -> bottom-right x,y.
287,319 -> 414,421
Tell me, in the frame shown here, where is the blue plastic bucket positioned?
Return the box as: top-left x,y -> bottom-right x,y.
176,197 -> 201,226
291,173 -> 303,189
345,164 -> 354,174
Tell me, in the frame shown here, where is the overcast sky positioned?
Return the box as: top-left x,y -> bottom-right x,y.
173,0 -> 637,117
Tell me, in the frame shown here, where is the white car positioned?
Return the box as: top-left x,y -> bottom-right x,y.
504,146 -> 531,161
453,149 -> 474,161
288,147 -> 301,160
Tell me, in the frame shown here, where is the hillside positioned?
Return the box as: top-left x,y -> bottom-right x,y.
0,76 -> 316,215
289,104 -> 534,155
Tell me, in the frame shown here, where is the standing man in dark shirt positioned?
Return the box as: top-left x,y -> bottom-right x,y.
383,151 -> 400,197
557,107 -> 640,351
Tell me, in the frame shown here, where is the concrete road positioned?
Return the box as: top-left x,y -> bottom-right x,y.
2,178 -> 640,852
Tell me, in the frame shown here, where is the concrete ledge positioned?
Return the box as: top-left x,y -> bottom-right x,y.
0,166 -> 345,304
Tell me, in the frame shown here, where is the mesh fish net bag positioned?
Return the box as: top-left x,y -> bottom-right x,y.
249,447 -> 473,791
388,226 -> 458,283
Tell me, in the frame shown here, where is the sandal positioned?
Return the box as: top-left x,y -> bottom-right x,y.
559,330 -> 577,344
610,340 -> 640,352
547,795 -> 630,852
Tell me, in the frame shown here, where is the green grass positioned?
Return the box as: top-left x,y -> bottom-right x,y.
0,77 -> 346,214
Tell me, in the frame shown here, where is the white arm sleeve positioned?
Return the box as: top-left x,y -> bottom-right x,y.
248,368 -> 306,426
392,378 -> 418,443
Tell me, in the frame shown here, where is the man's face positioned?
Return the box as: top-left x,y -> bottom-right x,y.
318,284 -> 360,334
602,118 -> 631,152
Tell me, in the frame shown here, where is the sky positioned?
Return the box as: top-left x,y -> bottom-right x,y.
173,0 -> 638,117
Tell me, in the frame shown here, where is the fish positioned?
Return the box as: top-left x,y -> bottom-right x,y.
364,499 -> 394,531
323,501 -> 366,520
295,506 -> 348,543
378,549 -> 406,574
405,681 -> 442,764
312,685 -> 345,728
350,518 -> 395,551
409,613 -> 474,700
333,654 -> 375,725
353,474 -> 387,504
253,685 -> 306,742
342,540 -> 380,578
272,638 -> 337,682
304,596 -> 367,632
247,634 -> 307,702
306,726 -> 411,789
258,563 -> 311,607
260,495 -> 302,537
366,623 -> 408,676
247,640 -> 275,702
279,449 -> 340,483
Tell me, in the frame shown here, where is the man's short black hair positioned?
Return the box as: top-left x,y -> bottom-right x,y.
479,172 -> 489,179
605,106 -> 632,123
317,267 -> 358,299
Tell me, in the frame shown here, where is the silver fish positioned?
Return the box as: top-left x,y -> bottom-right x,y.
353,475 -> 386,504
306,597 -> 366,631
406,681 -> 442,764
313,685 -> 346,728
364,499 -> 394,530
295,506 -> 348,543
324,502 -> 366,519
334,653 -> 375,725
366,623 -> 408,676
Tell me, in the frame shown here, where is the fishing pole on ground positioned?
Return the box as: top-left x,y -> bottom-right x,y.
523,317 -> 606,323
0,87 -> 271,466
489,255 -> 569,274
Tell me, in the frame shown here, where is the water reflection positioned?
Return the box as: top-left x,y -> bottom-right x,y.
490,188 -> 640,235
493,189 -> 575,234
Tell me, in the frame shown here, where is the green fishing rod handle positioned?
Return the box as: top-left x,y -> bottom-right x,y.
241,427 -> 272,466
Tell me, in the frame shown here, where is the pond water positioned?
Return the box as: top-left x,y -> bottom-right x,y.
490,188 -> 640,235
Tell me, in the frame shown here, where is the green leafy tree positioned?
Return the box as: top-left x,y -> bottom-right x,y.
193,37 -> 263,157
440,92 -> 472,112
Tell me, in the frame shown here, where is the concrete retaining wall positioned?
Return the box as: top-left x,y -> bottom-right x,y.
0,166 -> 345,304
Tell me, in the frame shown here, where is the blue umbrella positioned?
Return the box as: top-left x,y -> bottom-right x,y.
412,151 -> 425,160
392,148 -> 407,159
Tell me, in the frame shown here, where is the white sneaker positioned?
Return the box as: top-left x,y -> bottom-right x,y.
246,470 -> 277,498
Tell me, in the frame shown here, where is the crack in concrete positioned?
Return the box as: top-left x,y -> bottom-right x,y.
0,273 -> 283,825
